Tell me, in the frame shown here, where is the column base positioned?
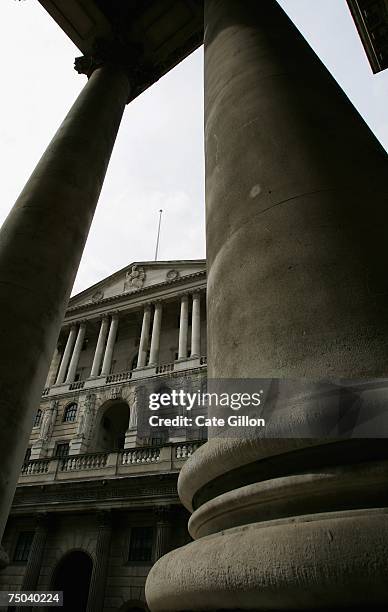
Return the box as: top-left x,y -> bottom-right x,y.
146,509 -> 388,611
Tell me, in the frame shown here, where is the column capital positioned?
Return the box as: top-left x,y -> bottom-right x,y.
108,310 -> 120,318
63,322 -> 77,331
74,38 -> 149,92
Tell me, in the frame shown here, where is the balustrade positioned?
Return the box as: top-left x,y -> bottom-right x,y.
121,447 -> 160,465
19,442 -> 204,484
69,380 -> 85,390
175,442 -> 203,459
105,370 -> 132,384
21,459 -> 50,476
155,362 -> 174,374
60,453 -> 108,471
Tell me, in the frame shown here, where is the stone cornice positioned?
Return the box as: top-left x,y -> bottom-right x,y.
11,472 -> 180,515
66,270 -> 206,316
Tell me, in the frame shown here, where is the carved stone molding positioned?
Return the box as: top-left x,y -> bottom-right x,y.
166,269 -> 180,281
92,289 -> 104,303
124,265 -> 146,292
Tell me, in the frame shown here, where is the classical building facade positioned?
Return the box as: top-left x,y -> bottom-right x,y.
1,1 -> 388,611
0,260 -> 207,612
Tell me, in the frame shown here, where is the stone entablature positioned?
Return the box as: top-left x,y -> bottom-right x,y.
12,472 -> 183,515
68,266 -> 206,315
43,356 -> 207,398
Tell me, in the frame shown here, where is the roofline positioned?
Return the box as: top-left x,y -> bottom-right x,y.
70,259 -> 206,303
67,269 -> 207,315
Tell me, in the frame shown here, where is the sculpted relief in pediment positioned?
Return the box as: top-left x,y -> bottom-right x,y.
123,265 -> 146,292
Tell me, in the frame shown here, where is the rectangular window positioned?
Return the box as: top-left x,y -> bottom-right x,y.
24,448 -> 31,462
55,443 -> 69,458
128,526 -> 154,563
13,532 -> 34,563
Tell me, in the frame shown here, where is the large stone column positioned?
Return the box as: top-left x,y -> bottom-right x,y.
148,303 -> 163,366
146,1 -> 388,610
190,292 -> 201,358
101,313 -> 119,375
90,316 -> 109,377
55,324 -> 77,384
177,295 -> 189,360
0,59 -> 130,542
65,321 -> 86,383
86,511 -> 112,612
137,304 -> 151,368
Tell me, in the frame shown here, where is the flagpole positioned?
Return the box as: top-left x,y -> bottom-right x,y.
154,209 -> 163,261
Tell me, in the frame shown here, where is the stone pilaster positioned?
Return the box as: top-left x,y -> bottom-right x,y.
90,316 -> 109,377
154,507 -> 172,562
178,295 -> 189,360
55,325 -> 77,384
30,400 -> 58,459
137,304 -> 151,368
66,321 -> 86,383
190,292 -> 201,358
0,56 -> 130,541
86,511 -> 112,612
101,313 -> 119,375
148,303 -> 163,366
124,388 -> 141,448
19,514 -> 50,597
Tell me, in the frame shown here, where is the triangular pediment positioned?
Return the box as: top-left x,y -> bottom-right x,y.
69,260 -> 206,308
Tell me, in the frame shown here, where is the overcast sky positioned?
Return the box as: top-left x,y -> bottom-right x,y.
1,1 -> 388,296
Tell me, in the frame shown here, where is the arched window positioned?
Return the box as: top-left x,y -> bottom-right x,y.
33,409 -> 42,428
63,403 -> 77,423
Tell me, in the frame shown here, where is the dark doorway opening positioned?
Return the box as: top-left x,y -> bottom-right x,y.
94,399 -> 130,451
52,550 -> 93,612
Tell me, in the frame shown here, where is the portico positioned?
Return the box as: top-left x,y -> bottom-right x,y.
47,269 -> 206,397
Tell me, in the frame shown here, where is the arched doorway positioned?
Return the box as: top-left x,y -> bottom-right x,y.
94,399 -> 130,452
52,550 -> 92,612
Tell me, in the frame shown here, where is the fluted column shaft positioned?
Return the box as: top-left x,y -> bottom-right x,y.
148,303 -> 163,365
90,316 -> 109,377
178,295 -> 189,359
0,62 -> 130,541
154,512 -> 171,562
86,513 -> 112,612
56,325 -> 77,384
65,322 -> 86,383
101,314 -> 119,375
137,304 -> 151,367
190,293 -> 201,358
